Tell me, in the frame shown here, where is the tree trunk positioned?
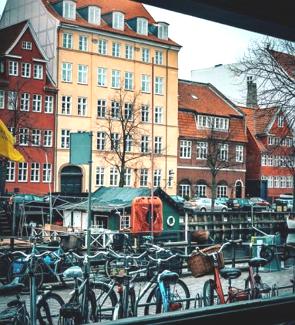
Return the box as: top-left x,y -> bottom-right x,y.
119,166 -> 125,187
292,174 -> 295,213
0,159 -> 7,195
211,174 -> 217,211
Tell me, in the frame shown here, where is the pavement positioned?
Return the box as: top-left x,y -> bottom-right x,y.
0,264 -> 294,323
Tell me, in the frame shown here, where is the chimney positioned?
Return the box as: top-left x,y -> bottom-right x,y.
246,76 -> 258,107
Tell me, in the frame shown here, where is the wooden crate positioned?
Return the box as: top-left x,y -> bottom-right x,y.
44,223 -> 67,232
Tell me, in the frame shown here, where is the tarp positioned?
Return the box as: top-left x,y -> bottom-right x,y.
0,119 -> 25,162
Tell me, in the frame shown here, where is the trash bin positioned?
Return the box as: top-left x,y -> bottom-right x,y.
251,233 -> 281,272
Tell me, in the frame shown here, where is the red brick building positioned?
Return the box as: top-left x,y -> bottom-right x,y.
177,80 -> 247,199
0,21 -> 57,195
242,106 -> 294,201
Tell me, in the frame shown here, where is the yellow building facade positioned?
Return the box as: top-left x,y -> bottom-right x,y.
53,1 -> 181,194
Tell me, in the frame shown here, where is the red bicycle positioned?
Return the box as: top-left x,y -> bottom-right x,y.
202,239 -> 271,306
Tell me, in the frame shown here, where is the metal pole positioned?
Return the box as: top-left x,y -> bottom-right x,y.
45,151 -> 53,225
151,57 -> 154,242
87,132 -> 93,256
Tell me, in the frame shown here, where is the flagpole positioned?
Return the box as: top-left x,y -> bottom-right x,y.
87,132 -> 93,256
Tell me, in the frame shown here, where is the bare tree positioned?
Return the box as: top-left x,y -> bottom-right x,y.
99,86 -> 152,187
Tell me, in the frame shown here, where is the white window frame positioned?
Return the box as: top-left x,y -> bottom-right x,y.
61,129 -> 70,148
196,184 -> 206,197
158,23 -> 168,40
19,128 -> 29,146
155,50 -> 163,65
45,96 -> 54,114
97,67 -> 107,87
88,6 -> 101,25
79,35 -> 88,52
155,76 -> 163,95
32,94 -> 42,112
63,0 -> 76,20
98,39 -> 107,55
236,145 -> 244,162
112,12 -> 124,30
63,33 -> 73,48
196,142 -> 208,159
78,97 -> 87,116
120,214 -> 130,230
0,90 -> 4,109
278,115 -> 284,128
137,18 -> 148,35
18,162 -> 28,182
140,169 -> 148,187
62,62 -> 72,83
125,134 -> 132,152
112,42 -> 121,57
111,70 -> 120,88
111,133 -> 120,151
141,105 -> 149,122
61,96 -> 72,115
141,74 -> 150,93
31,129 -> 41,146
77,64 -> 88,84
142,48 -> 150,63
8,61 -> 18,76
154,136 -> 162,154
141,135 -> 149,153
124,71 -> 133,91
6,161 -> 15,182
8,91 -> 17,110
33,64 -> 43,80
180,140 -> 192,159
124,168 -> 132,186
153,169 -> 161,187
125,44 -> 134,60
97,99 -> 106,118
21,63 -> 31,78
219,143 -> 228,161
179,184 -> 190,198
22,41 -> 32,50
31,162 -> 40,182
43,163 -> 52,183
96,167 -> 105,186
43,130 -> 53,147
110,167 -> 119,186
124,103 -> 133,120
96,132 -> 106,150
217,185 -> 227,198
154,106 -> 163,124
111,101 -> 120,119
20,93 -> 30,111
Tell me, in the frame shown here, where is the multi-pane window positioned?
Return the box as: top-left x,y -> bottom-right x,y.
179,184 -> 190,198
278,116 -> 284,128
196,184 -> 206,197
43,163 -> 52,183
125,134 -> 132,152
97,67 -> 107,86
19,128 -> 29,145
137,18 -> 148,35
196,142 -> 208,159
21,63 -> 31,78
158,23 -> 168,40
97,99 -> 106,118
22,41 -> 32,50
8,61 -> 18,76
154,106 -> 163,124
110,167 -> 119,186
141,135 -> 149,153
120,214 -> 130,229
124,72 -> 133,90
154,136 -> 162,154
63,33 -> 73,48
32,94 -> 42,112
96,167 -> 105,186
98,39 -> 107,55
62,63 -> 72,82
20,93 -> 30,111
155,77 -> 163,95
112,42 -> 120,57
141,74 -> 150,93
219,144 -> 228,161
141,105 -> 149,122
18,162 -> 28,182
180,140 -> 192,158
0,90 -> 4,109
155,51 -> 163,65
6,161 -> 15,182
111,70 -> 120,88
125,45 -> 134,60
43,130 -> 53,147
236,145 -> 244,162
78,64 -> 88,84
197,115 -> 229,131
142,48 -> 150,63
217,185 -> 227,197
79,35 -> 88,51
124,168 -> 132,186
34,64 -> 43,79
111,101 -> 120,119
124,103 -> 133,120
32,129 -> 41,146
88,6 -> 101,24
111,133 -> 120,151
153,169 -> 161,187
61,96 -> 72,115
8,91 -> 17,110
112,12 -> 124,30
45,96 -> 54,113
31,163 -> 40,182
61,129 -> 70,148
78,97 -> 87,116
140,169 -> 148,187
63,0 -> 76,19
96,132 -> 105,150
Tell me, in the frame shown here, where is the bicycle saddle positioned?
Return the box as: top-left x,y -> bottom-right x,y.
0,283 -> 24,296
248,257 -> 268,268
219,268 -> 241,280
63,266 -> 83,279
158,270 -> 179,283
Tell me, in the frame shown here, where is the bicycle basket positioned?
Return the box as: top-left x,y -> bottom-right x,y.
188,245 -> 224,278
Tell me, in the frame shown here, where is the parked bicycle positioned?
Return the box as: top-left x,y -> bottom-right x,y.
0,250 -> 64,325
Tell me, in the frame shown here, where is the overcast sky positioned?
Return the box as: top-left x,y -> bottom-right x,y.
0,0 -> 264,79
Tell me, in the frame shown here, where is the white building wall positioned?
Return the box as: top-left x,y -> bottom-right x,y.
0,0 -> 59,82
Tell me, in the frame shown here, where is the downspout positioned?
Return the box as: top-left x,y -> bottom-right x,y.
164,47 -> 168,191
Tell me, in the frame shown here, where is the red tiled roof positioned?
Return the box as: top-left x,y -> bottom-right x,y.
178,80 -> 242,117
0,21 -> 27,54
178,111 -> 247,143
43,0 -> 179,47
268,49 -> 295,79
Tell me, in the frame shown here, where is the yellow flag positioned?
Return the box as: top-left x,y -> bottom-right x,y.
0,119 -> 25,162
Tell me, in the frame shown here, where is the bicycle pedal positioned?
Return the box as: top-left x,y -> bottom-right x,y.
169,302 -> 182,311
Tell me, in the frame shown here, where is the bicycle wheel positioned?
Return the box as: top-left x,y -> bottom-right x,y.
144,278 -> 190,315
84,289 -> 98,323
8,258 -> 44,291
203,279 -> 215,306
36,292 -> 64,325
92,281 -> 117,321
245,276 -> 259,299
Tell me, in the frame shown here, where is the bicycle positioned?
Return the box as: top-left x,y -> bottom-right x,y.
202,239 -> 271,306
0,250 -> 64,325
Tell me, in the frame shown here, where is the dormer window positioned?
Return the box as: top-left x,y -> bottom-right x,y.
137,18 -> 148,35
88,6 -> 101,25
63,0 -> 76,20
112,12 -> 124,30
158,22 -> 169,40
